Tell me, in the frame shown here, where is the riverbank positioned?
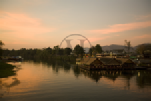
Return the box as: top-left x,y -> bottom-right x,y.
0,62 -> 16,78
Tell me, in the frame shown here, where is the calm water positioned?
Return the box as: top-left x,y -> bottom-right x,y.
0,60 -> 151,101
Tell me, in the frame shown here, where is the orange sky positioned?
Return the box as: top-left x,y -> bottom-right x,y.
0,0 -> 151,49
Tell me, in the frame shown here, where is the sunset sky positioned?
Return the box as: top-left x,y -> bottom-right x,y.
0,0 -> 151,50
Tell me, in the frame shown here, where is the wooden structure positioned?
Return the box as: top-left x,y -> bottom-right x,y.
81,58 -> 121,70
81,58 -> 103,70
78,57 -> 137,70
76,58 -> 82,65
100,58 -> 121,70
116,58 -> 136,69
137,59 -> 151,67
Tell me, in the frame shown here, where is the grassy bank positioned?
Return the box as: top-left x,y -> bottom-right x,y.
0,62 -> 16,78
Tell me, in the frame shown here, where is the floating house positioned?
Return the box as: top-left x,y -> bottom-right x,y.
81,58 -> 103,70
116,58 -> 136,69
80,58 -> 121,70
100,58 -> 121,70
79,57 -> 136,70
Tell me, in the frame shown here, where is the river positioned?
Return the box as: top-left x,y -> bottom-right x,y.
0,60 -> 151,101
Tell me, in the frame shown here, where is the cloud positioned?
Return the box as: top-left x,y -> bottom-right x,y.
115,34 -> 120,36
136,14 -> 151,20
87,21 -> 151,34
4,41 -> 29,45
86,36 -> 110,43
134,34 -> 151,39
0,11 -> 55,40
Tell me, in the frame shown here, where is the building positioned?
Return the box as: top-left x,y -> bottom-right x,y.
79,57 -> 136,70
137,59 -> 151,67
110,49 -> 125,56
100,58 -> 121,70
116,58 -> 136,69
81,58 -> 103,70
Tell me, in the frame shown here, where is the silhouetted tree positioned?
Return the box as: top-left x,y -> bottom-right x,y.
89,47 -> 93,56
136,44 -> 151,54
73,44 -> 85,57
95,44 -> 102,53
46,47 -> 52,54
125,40 -> 131,54
0,40 -> 4,57
64,48 -> 72,55
136,44 -> 145,55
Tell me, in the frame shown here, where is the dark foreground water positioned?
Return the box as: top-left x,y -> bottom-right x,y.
0,60 -> 151,101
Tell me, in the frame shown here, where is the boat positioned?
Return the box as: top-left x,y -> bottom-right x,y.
8,56 -> 23,61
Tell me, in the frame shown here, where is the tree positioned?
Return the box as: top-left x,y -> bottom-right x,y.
95,44 -> 102,53
0,40 -> 4,48
136,44 -> 151,58
89,47 -> 93,56
89,46 -> 96,56
144,44 -> 151,51
0,40 -> 4,56
136,44 -> 145,55
58,48 -> 64,55
92,46 -> 97,57
125,40 -> 131,54
73,44 -> 85,57
64,48 -> 72,55
46,47 -> 52,54
53,45 -> 59,55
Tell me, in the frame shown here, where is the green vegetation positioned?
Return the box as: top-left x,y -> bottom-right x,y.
136,44 -> 151,58
73,44 -> 85,58
2,45 -> 81,62
0,40 -> 4,57
136,44 -> 151,54
125,40 -> 131,54
0,62 -> 16,78
89,44 -> 103,56
95,44 -> 103,53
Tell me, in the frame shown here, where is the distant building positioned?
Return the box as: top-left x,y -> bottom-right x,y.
96,49 -> 125,58
137,59 -> 151,67
110,49 -> 125,56
143,50 -> 151,58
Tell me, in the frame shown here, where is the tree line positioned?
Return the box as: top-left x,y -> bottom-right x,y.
1,44 -> 102,58
1,40 -> 103,60
1,40 -> 150,60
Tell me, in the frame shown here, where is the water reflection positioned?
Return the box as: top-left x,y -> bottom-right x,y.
79,69 -> 151,89
0,78 -> 20,98
26,59 -> 72,73
1,60 -> 151,100
136,71 -> 151,88
27,59 -> 151,89
0,62 -> 22,98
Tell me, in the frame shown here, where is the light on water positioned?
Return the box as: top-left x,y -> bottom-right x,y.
0,60 -> 151,101
138,72 -> 140,77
